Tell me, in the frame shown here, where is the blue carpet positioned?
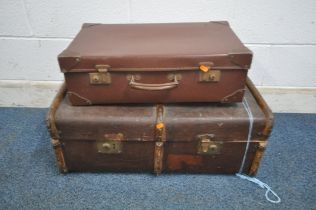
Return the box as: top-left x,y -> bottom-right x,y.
0,108 -> 315,210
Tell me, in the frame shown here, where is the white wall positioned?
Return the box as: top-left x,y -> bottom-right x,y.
0,0 -> 316,112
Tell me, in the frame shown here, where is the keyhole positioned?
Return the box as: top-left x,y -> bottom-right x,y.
93,75 -> 100,82
209,74 -> 215,81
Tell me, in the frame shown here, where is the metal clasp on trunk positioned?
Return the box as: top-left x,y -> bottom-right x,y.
89,65 -> 111,85
197,134 -> 222,155
97,133 -> 123,154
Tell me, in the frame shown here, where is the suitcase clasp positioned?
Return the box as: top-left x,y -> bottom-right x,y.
89,65 -> 111,85
197,134 -> 222,155
198,62 -> 221,83
199,70 -> 221,82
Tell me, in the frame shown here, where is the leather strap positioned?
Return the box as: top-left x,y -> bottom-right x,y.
154,142 -> 164,175
154,105 -> 166,174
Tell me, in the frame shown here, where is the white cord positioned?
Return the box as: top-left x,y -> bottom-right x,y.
238,98 -> 281,204
239,98 -> 254,173
236,173 -> 281,203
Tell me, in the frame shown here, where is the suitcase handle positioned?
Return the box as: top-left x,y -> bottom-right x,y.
129,75 -> 179,91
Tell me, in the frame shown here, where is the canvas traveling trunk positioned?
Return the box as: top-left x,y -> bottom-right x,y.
47,79 -> 273,175
58,21 -> 252,105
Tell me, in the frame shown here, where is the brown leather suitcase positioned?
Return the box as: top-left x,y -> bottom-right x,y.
47,79 -> 273,175
58,21 -> 252,105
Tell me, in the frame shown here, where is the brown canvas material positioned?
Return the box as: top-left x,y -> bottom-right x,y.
47,79 -> 273,175
58,22 -> 252,105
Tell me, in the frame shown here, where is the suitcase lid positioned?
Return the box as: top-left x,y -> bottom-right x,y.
58,22 -> 252,73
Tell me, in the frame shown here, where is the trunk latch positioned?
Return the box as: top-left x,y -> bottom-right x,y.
97,133 -> 123,154
197,134 -> 222,155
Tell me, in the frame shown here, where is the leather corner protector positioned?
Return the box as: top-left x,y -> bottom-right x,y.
228,52 -> 253,69
211,21 -> 230,26
221,89 -> 245,103
58,49 -> 81,58
58,51 -> 81,72
67,92 -> 92,105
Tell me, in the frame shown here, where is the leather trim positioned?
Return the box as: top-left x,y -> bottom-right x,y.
155,105 -> 166,142
154,142 -> 164,175
46,83 -> 66,139
246,78 -> 274,137
246,78 -> 274,176
51,138 -> 68,173
153,105 -> 166,174
248,141 -> 267,176
46,82 -> 68,173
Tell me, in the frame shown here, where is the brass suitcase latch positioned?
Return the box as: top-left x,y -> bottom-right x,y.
89,65 -> 111,85
97,133 -> 123,154
198,62 -> 221,82
199,70 -> 221,82
197,134 -> 222,155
